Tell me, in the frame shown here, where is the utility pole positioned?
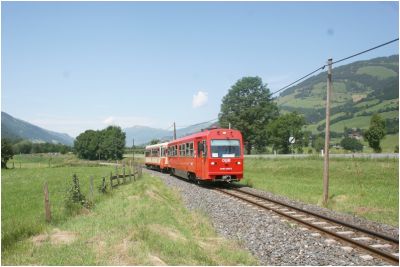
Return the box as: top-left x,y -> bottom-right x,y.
323,58 -> 333,205
173,122 -> 176,140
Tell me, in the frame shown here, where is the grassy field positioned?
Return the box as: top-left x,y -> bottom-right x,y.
240,157 -> 399,226
2,155 -> 115,249
2,155 -> 257,265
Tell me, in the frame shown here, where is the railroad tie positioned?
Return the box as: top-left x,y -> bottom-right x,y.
312,221 -> 328,225
336,231 -> 354,235
284,211 -> 297,215
352,237 -> 372,241
323,226 -> 340,230
370,244 -> 392,248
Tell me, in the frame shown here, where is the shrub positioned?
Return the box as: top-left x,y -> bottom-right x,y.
64,174 -> 93,215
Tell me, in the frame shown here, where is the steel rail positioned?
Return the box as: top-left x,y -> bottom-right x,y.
233,187 -> 399,244
216,188 -> 399,265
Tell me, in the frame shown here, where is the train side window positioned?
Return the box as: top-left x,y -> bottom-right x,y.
189,142 -> 194,157
181,144 -> 186,157
185,143 -> 189,157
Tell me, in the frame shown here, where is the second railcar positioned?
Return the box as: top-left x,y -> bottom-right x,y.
145,142 -> 169,171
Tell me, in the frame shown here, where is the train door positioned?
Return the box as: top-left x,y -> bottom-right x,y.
195,139 -> 207,179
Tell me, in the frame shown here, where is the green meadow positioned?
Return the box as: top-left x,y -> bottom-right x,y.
240,157 -> 399,226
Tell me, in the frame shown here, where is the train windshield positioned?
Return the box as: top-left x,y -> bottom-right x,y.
211,139 -> 240,158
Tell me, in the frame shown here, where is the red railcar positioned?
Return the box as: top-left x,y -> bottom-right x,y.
167,128 -> 244,182
144,142 -> 169,171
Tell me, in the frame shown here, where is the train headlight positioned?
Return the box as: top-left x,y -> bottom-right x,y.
237,161 -> 241,165
211,162 -> 217,165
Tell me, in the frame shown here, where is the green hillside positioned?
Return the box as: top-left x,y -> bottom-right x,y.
1,112 -> 74,145
277,55 -> 399,136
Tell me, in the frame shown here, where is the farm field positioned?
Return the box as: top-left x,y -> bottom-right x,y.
1,154 -> 256,265
240,157 -> 399,226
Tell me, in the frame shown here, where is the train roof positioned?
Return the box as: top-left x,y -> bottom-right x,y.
168,128 -> 241,145
145,142 -> 169,149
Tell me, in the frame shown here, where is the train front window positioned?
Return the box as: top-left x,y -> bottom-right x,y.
211,139 -> 240,158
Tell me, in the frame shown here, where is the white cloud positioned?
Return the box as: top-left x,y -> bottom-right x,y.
192,91 -> 208,108
103,116 -> 116,125
102,116 -> 155,128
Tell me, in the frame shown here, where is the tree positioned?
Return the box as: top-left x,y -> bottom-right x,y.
267,112 -> 306,154
313,136 -> 325,153
364,114 -> 386,153
149,139 -> 161,145
74,130 -> 100,160
340,137 -> 363,152
12,140 -> 32,154
219,76 -> 278,154
2,138 -> 14,169
74,126 -> 125,160
98,126 -> 126,160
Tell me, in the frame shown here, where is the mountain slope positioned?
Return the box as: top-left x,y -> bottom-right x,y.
1,112 -> 75,145
277,55 -> 399,133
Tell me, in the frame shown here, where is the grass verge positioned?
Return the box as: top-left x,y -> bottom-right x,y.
2,172 -> 257,265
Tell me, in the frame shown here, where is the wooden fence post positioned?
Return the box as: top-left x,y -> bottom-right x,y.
128,167 -> 132,182
110,172 -> 113,189
44,182 -> 51,222
123,164 -> 126,184
115,164 -> 120,185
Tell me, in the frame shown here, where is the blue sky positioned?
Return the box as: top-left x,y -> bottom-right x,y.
2,1 -> 398,137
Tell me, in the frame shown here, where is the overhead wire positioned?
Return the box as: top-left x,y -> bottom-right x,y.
270,38 -> 399,98
176,118 -> 218,129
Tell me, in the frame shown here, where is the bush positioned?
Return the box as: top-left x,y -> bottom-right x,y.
64,174 -> 93,215
340,137 -> 363,152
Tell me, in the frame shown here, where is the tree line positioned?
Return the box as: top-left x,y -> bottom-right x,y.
1,138 -> 73,168
74,126 -> 126,160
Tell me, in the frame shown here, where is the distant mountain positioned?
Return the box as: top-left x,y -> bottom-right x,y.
276,55 -> 399,134
1,112 -> 75,145
124,121 -> 216,146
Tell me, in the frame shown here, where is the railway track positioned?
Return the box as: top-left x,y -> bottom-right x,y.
215,187 -> 399,265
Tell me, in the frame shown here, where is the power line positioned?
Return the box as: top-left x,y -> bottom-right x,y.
270,38 -> 399,98
270,65 -> 326,97
332,38 -> 399,65
176,118 -> 218,129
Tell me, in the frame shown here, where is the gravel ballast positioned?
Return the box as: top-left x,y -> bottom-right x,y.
145,169 -> 397,266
